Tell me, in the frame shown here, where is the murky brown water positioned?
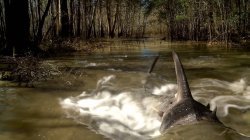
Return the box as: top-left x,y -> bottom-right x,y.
1,41 -> 250,140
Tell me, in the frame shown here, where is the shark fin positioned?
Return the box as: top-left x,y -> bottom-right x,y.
172,51 -> 193,101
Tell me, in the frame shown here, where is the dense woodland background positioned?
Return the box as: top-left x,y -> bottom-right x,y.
0,0 -> 249,56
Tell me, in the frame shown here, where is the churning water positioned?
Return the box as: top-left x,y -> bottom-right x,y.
60,74 -> 250,140
60,75 -> 165,140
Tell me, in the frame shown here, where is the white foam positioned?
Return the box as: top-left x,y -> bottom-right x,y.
194,78 -> 250,117
210,95 -> 250,117
60,75 -> 162,140
60,75 -> 250,139
152,84 -> 176,95
193,78 -> 247,94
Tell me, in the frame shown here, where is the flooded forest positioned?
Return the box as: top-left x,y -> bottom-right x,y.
0,0 -> 250,140
0,0 -> 249,55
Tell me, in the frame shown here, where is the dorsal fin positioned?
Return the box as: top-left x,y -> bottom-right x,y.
172,51 -> 193,101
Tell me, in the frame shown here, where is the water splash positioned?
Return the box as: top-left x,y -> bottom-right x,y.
152,84 -> 176,96
60,75 -> 250,139
193,78 -> 250,117
193,78 -> 247,94
210,95 -> 250,117
60,75 -> 164,140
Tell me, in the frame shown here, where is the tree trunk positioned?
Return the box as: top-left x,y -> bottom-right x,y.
0,1 -> 5,47
55,0 -> 61,36
35,0 -> 53,47
242,0 -> 248,35
106,0 -> 119,38
69,0 -> 74,36
208,1 -> 214,42
76,0 -> 81,36
237,0 -> 241,35
60,0 -> 70,37
3,0 -> 30,56
99,0 -> 105,37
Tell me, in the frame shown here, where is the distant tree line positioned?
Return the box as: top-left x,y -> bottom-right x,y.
0,0 -> 249,55
145,0 -> 250,42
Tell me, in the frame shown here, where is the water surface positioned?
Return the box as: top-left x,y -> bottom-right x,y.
1,42 -> 250,140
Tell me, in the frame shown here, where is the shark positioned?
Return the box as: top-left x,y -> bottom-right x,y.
159,51 -> 223,133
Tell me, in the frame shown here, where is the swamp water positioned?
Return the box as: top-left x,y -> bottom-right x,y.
0,42 -> 250,140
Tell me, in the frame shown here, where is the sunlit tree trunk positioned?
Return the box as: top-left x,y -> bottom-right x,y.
98,0 -> 105,37
106,0 -> 119,38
